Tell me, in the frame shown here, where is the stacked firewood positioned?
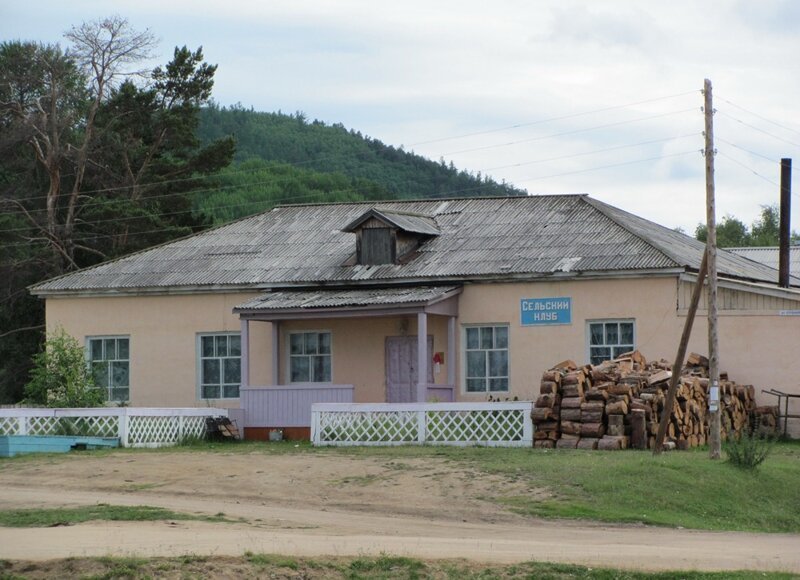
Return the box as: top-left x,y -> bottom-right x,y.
532,365 -> 565,448
533,351 -> 757,450
752,406 -> 780,436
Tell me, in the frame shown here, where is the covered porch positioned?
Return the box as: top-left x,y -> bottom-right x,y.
234,286 -> 462,439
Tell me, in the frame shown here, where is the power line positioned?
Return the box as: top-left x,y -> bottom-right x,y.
512,150 -> 699,186
716,150 -> 779,187
716,95 -> 800,140
0,150 -> 699,241
439,108 -> 697,156
481,133 -> 700,172
408,90 -> 699,147
0,94 -> 700,207
717,110 -> 800,150
0,132 -> 701,218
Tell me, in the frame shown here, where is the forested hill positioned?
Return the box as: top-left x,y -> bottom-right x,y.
196,104 -> 525,220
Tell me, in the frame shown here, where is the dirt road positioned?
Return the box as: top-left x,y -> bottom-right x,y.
1,450 -> 798,573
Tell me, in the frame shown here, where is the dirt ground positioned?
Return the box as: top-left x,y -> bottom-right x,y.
1,449 -> 799,574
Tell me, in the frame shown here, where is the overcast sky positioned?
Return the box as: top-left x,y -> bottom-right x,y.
3,1 -> 800,234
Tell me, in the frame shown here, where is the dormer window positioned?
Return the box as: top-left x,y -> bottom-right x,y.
361,227 -> 395,265
343,208 -> 439,266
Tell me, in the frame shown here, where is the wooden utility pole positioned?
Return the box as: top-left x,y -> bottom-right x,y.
653,250 -> 708,455
704,78 -> 722,459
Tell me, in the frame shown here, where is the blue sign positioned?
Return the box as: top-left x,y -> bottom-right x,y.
520,297 -> 572,326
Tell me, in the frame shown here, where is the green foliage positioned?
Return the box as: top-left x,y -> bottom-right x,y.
0,21 -> 234,404
695,205 -> 799,247
724,430 -> 775,471
194,158 -> 386,223
24,327 -> 104,408
198,104 -> 524,202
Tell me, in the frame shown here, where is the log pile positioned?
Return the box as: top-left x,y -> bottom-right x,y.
533,351 -> 758,450
532,364 -> 566,448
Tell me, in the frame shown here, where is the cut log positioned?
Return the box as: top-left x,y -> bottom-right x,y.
531,407 -> 555,422
560,421 -> 581,435
556,438 -> 579,449
585,388 -> 610,401
539,381 -> 559,395
606,400 -> 628,415
581,410 -> 604,423
577,438 -> 599,450
562,384 -> 585,399
607,414 -> 625,436
580,422 -> 605,438
560,408 -> 582,422
597,437 -> 622,450
534,440 -> 555,449
630,409 -> 647,449
535,394 -> 558,408
561,397 -> 583,409
647,369 -> 672,385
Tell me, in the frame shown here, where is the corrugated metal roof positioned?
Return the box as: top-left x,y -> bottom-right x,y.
342,208 -> 440,236
31,195 -> 799,294
728,247 -> 800,273
235,285 -> 460,311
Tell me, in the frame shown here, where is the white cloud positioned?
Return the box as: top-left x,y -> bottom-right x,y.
3,0 -> 799,233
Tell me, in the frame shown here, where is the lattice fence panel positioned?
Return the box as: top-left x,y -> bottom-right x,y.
426,409 -> 524,443
25,416 -> 61,435
318,410 -> 418,444
0,416 -> 19,436
127,415 -> 207,446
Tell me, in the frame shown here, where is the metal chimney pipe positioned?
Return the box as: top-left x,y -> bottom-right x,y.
779,158 -> 792,288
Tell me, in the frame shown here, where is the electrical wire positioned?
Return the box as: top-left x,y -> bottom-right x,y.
0,132 -> 701,218
716,151 -> 779,187
717,95 -> 800,140
439,108 -> 697,156
408,90 -> 699,146
717,110 -> 800,150
0,149 -> 701,241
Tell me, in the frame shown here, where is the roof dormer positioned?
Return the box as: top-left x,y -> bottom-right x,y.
342,208 -> 439,266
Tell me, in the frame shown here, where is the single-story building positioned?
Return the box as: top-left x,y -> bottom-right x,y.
30,195 -> 800,438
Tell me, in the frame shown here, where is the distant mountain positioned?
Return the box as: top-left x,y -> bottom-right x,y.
195,104 -> 525,222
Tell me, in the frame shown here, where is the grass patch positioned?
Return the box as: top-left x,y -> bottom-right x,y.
244,550 -> 300,570
311,441 -> 800,533
0,504 -> 230,528
0,554 -> 794,579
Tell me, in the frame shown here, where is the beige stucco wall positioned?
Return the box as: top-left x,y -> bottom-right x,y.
46,292 -> 268,408
44,276 -> 800,434
456,277 -> 800,434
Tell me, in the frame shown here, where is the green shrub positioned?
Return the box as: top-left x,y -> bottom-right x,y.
724,429 -> 775,471
24,327 -> 105,408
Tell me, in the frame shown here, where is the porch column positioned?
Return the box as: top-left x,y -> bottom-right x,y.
271,321 -> 280,386
240,319 -> 250,388
417,312 -> 428,402
447,316 -> 456,387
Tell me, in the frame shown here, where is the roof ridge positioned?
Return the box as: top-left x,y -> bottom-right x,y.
274,192 -> 589,209
580,196 -> 684,267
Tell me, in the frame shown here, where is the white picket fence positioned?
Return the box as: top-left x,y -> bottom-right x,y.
0,408 -> 228,448
311,402 -> 533,447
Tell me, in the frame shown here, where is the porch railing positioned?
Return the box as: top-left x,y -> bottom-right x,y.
241,384 -> 354,427
311,401 -> 533,447
0,407 -> 228,448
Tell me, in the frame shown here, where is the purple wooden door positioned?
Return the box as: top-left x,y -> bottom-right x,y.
385,336 -> 434,403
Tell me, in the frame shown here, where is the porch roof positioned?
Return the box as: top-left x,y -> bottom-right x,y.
234,285 -> 461,318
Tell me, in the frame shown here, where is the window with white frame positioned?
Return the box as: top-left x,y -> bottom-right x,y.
289,331 -> 331,382
87,336 -> 130,403
588,320 -> 635,365
199,333 -> 241,399
464,325 -> 509,393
